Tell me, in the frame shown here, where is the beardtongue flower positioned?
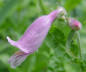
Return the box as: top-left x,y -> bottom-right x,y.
7,7 -> 66,68
68,18 -> 82,30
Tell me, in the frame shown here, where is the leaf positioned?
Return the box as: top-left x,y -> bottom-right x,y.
45,26 -> 65,48
64,62 -> 81,72
45,26 -> 66,57
66,30 -> 82,59
64,0 -> 81,11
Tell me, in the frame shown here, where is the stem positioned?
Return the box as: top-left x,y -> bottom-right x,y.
65,30 -> 79,59
77,32 -> 82,58
66,30 -> 75,52
66,30 -> 83,72
38,0 -> 47,14
76,32 -> 83,72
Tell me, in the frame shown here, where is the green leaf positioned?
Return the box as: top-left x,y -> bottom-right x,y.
64,62 -> 81,72
45,26 -> 65,48
45,26 -> 66,57
66,30 -> 82,60
64,0 -> 81,11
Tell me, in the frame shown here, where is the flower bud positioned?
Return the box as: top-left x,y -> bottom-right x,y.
68,18 -> 82,30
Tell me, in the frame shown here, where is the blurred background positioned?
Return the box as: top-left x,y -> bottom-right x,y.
0,0 -> 86,72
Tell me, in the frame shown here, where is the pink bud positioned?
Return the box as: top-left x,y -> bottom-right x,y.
68,18 -> 82,30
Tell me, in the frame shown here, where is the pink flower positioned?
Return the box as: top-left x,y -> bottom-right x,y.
68,18 -> 82,30
7,7 -> 66,68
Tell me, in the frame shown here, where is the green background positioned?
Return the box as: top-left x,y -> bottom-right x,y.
0,0 -> 86,72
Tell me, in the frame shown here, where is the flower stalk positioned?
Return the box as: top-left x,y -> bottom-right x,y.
65,18 -> 83,71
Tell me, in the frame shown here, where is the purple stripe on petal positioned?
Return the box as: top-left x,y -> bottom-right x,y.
8,51 -> 29,68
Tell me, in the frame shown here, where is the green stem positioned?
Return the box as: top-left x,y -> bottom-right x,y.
66,30 -> 75,48
76,32 -> 83,72
66,30 -> 76,57
66,30 -> 83,71
77,32 -> 82,58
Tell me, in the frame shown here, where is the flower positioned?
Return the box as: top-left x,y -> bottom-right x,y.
7,7 -> 66,68
68,18 -> 82,30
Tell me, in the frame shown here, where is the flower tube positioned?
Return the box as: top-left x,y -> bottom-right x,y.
7,7 -> 66,68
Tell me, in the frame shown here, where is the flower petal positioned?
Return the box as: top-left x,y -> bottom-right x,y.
8,51 -> 29,68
